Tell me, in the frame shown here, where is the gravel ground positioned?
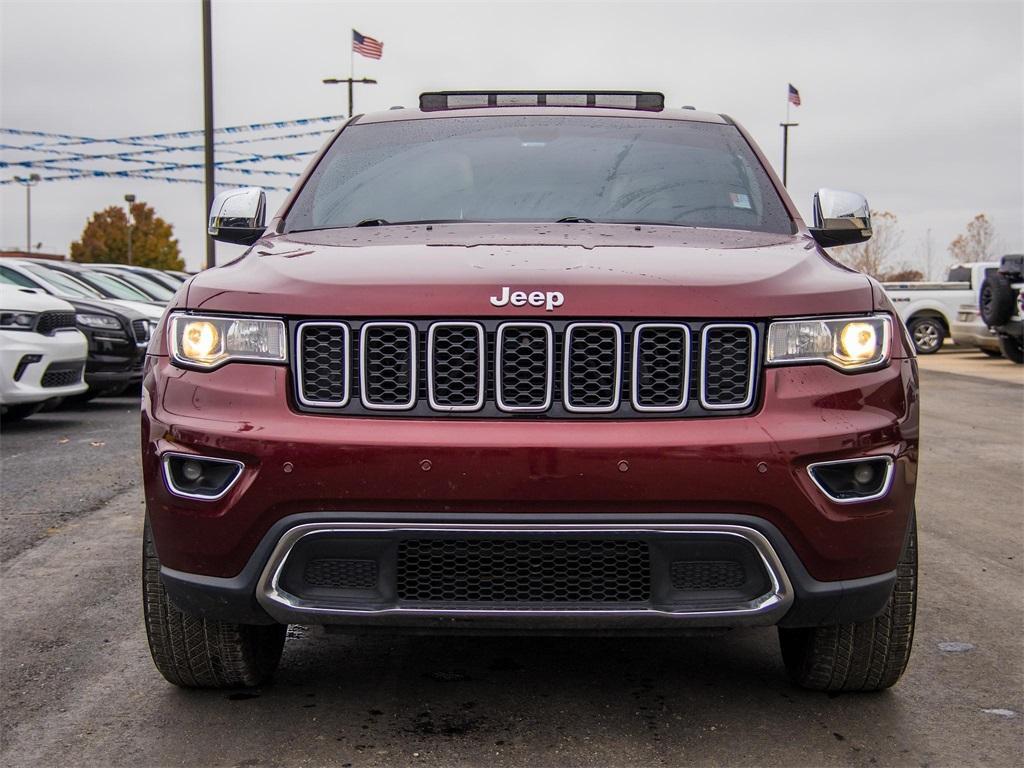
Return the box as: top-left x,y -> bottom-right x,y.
1,369 -> 1021,767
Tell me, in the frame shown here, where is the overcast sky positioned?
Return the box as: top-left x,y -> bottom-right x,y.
2,0 -> 1022,273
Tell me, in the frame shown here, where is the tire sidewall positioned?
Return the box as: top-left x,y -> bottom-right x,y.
909,317 -> 944,354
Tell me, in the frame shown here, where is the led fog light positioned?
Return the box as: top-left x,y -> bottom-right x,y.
162,453 -> 244,501
852,463 -> 876,486
807,456 -> 894,504
181,460 -> 204,482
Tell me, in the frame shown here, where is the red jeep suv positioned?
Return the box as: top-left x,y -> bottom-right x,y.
142,91 -> 918,692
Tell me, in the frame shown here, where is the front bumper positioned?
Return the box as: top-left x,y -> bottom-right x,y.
951,316 -> 1002,351
160,512 -> 900,630
0,329 -> 88,405
144,354 -> 918,627
81,326 -> 146,391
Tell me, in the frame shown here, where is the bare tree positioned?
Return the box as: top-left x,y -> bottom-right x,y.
948,214 -> 996,264
833,210 -> 909,280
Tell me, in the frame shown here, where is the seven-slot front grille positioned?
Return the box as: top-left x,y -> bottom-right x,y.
293,319 -> 759,418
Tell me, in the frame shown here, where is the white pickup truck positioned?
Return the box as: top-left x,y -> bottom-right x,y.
883,262 -> 998,354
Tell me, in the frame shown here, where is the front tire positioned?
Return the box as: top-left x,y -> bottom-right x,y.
778,513 -> 917,692
143,518 -> 286,688
1,403 -> 43,423
908,317 -> 945,354
998,335 -> 1024,364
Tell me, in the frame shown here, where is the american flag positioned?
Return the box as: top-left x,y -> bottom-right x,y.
352,29 -> 383,60
788,83 -> 801,107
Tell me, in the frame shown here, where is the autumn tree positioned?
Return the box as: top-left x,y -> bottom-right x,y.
70,201 -> 184,270
948,214 -> 996,264
832,210 -> 915,281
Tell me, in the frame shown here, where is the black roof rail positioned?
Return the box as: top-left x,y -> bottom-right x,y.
419,91 -> 664,112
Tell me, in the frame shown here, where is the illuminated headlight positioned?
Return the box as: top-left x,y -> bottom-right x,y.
76,312 -> 121,330
0,311 -> 37,330
169,313 -> 286,369
766,315 -> 891,371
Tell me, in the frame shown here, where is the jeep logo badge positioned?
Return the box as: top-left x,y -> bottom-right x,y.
489,286 -> 565,311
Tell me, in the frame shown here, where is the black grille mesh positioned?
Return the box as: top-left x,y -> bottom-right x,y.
498,325 -> 551,409
304,558 -> 378,589
670,560 -> 747,590
40,361 -> 84,388
131,319 -> 150,343
300,324 -> 348,403
703,326 -> 753,406
35,310 -> 77,335
362,324 -> 414,406
634,325 -> 688,409
566,325 -> 619,410
430,324 -> 483,408
397,538 -> 651,603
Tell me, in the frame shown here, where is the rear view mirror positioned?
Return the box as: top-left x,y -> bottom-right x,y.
810,189 -> 872,248
208,187 -> 267,246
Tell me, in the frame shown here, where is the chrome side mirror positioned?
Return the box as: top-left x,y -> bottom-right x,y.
810,188 -> 872,248
208,187 -> 267,245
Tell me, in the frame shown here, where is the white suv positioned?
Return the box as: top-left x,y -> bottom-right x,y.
0,286 -> 88,422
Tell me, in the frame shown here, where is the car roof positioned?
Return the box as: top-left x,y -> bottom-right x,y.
355,105 -> 729,126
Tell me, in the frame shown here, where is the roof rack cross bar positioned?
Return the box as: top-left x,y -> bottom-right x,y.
419,91 -> 665,113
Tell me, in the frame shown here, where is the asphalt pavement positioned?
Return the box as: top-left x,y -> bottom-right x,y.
1,364 -> 1022,767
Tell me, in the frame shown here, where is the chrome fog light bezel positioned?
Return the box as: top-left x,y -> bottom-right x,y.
161,451 -> 245,501
806,456 -> 895,504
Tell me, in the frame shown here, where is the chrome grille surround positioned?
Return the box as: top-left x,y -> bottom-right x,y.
296,321 -> 350,407
495,322 -> 554,413
427,321 -> 486,412
563,322 -> 622,413
631,323 -> 691,412
359,321 -> 417,410
294,319 -> 761,419
699,323 -> 757,410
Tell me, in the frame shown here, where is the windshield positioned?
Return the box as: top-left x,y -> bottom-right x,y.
22,264 -> 103,299
286,115 -> 793,234
78,270 -> 153,301
106,271 -> 174,301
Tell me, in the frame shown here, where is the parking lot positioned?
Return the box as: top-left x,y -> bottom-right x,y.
0,352 -> 1020,768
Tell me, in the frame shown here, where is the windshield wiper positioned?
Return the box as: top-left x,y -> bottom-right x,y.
555,216 -> 594,223
349,218 -> 476,228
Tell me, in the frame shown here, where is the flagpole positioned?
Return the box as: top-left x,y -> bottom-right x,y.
780,85 -> 798,188
348,30 -> 355,118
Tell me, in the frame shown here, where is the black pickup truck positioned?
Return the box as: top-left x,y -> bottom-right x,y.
980,255 -> 1024,363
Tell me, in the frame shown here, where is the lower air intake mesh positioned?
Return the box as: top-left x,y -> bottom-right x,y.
396,538 -> 651,603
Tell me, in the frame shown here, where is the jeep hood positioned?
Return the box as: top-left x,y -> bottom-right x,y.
187,224 -> 872,318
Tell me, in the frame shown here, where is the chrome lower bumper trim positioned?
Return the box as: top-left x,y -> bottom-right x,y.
255,523 -> 794,624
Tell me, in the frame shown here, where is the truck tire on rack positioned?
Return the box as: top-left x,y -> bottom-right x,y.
907,317 -> 945,354
142,518 -> 286,688
778,511 -> 917,692
979,274 -> 1015,327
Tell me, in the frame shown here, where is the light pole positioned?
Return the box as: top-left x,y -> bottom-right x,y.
322,77 -> 377,118
13,174 -> 41,253
124,193 -> 136,265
